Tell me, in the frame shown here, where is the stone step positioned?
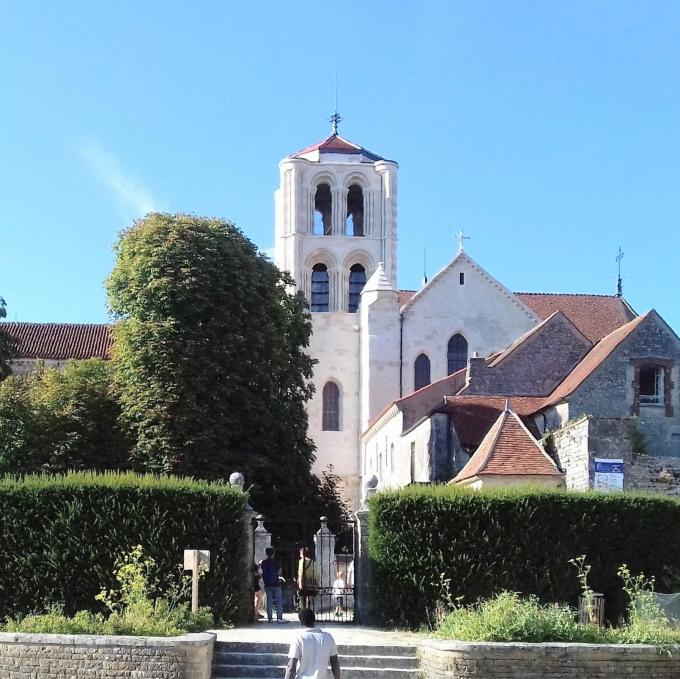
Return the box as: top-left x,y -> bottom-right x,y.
213,666 -> 418,679
215,652 -> 419,669
214,642 -> 418,657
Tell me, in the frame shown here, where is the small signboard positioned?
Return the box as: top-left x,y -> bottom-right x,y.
593,458 -> 624,492
183,549 -> 210,572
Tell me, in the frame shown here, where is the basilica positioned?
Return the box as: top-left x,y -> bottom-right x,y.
5,129 -> 680,505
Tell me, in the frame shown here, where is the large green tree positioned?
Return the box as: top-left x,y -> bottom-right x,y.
106,213 -> 329,518
0,359 -> 130,474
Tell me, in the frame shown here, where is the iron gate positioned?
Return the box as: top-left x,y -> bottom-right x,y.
252,515 -> 356,623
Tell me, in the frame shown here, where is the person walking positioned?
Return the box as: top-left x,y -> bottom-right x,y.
285,608 -> 340,679
259,547 -> 288,623
297,546 -> 320,610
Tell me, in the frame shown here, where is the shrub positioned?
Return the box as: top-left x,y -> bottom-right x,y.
0,471 -> 246,624
369,485 -> 680,628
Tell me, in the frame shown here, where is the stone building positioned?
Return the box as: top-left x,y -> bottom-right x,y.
3,129 -> 679,503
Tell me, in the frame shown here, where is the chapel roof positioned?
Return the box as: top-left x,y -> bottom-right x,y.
450,405 -> 563,484
1,322 -> 112,360
541,311 -> 651,408
290,134 -> 385,162
514,293 -> 636,343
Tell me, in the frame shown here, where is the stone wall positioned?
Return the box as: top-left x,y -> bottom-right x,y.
0,632 -> 214,679
419,640 -> 680,678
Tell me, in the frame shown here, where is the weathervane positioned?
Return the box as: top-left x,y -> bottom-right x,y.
456,229 -> 470,253
616,246 -> 624,297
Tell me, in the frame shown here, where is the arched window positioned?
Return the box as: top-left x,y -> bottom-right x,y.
447,334 -> 468,374
348,264 -> 366,313
322,381 -> 340,431
346,184 -> 364,236
311,264 -> 330,312
414,353 -> 431,390
314,183 -> 332,235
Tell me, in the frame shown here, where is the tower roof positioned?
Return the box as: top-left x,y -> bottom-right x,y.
290,134 -> 385,162
451,405 -> 563,484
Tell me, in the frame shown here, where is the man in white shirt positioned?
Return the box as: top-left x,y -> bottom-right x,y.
285,608 -> 341,679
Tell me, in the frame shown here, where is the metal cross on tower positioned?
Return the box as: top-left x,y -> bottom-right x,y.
329,110 -> 343,135
616,246 -> 624,297
456,229 -> 470,253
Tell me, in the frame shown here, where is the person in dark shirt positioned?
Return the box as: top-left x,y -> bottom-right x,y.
259,547 -> 288,623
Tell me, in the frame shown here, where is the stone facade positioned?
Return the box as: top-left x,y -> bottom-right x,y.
419,640 -> 680,678
0,632 -> 214,679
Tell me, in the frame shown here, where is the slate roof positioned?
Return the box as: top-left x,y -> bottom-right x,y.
515,293 -> 636,343
541,311 -> 650,408
1,322 -> 112,360
451,406 -> 563,483
290,134 -> 384,161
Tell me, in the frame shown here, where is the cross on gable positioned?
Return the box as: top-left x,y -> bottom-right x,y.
456,229 -> 470,253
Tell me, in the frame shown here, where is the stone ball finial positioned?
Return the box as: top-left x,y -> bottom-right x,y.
229,472 -> 245,488
366,474 -> 379,490
320,516 -> 329,523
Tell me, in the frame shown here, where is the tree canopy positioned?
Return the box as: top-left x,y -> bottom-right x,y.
106,213 -> 330,518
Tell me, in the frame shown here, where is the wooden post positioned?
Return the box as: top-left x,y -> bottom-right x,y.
191,550 -> 200,614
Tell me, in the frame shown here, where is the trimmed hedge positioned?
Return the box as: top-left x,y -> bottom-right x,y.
369,485 -> 680,629
0,472 -> 246,624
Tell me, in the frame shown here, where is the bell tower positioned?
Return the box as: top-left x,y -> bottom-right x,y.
274,125 -> 398,312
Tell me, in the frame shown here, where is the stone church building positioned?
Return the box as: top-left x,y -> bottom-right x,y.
4,130 -> 680,505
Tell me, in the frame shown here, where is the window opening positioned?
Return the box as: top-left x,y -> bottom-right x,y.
314,184 -> 332,235
640,366 -> 663,404
459,272 -> 465,285
410,442 -> 416,484
346,184 -> 364,236
322,381 -> 340,431
311,264 -> 330,312
390,443 -> 395,474
414,353 -> 431,391
447,334 -> 468,374
348,264 -> 366,313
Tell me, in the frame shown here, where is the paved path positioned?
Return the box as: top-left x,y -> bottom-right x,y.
210,612 -> 420,646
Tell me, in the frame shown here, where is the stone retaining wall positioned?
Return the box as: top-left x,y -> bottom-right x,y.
0,631 -> 214,678
419,640 -> 680,678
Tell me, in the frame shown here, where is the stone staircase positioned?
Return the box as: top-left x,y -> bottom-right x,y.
212,641 -> 420,679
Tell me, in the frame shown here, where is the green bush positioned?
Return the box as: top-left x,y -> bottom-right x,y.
435,592 -> 680,645
369,485 -> 680,628
0,471 -> 246,624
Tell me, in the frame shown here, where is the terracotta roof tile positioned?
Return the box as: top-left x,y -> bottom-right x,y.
542,311 -> 650,407
451,407 -> 563,483
514,293 -> 636,343
398,290 -> 416,308
2,322 -> 112,360
290,134 -> 384,161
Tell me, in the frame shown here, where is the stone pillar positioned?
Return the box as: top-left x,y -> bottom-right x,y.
253,514 -> 272,564
314,516 -> 336,589
241,502 -> 257,622
355,475 -> 378,625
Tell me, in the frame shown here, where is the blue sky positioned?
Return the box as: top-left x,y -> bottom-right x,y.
2,2 -> 679,329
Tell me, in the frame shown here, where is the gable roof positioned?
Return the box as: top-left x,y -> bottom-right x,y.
290,134 -> 384,162
400,251 -> 538,323
515,293 -> 636,343
541,311 -> 650,407
451,406 -> 563,483
2,322 -> 112,360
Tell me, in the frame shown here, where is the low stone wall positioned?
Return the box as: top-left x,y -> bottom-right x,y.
420,640 -> 680,678
0,631 -> 215,678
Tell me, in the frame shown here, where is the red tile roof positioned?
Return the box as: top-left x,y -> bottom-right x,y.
398,290 -> 417,308
451,407 -> 563,483
2,322 -> 112,360
290,134 -> 384,161
440,395 -> 546,448
542,311 -> 650,408
514,293 -> 636,343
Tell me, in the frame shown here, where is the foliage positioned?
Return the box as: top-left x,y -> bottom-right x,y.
0,360 -> 130,474
0,471 -> 246,624
2,545 -> 213,636
106,213 -> 337,520
627,421 -> 648,459
434,591 -> 680,645
369,484 -> 680,629
569,554 -> 598,624
0,296 -> 15,380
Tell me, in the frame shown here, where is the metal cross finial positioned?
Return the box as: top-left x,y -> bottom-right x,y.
329,110 -> 342,136
616,246 -> 624,297
456,229 -> 470,253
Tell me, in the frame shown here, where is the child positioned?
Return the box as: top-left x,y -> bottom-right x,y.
332,570 -> 346,618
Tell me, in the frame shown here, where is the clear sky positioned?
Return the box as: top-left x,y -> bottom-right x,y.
2,2 -> 679,329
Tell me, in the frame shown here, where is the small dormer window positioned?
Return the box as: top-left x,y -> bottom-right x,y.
346,184 -> 364,236
314,184 -> 332,235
